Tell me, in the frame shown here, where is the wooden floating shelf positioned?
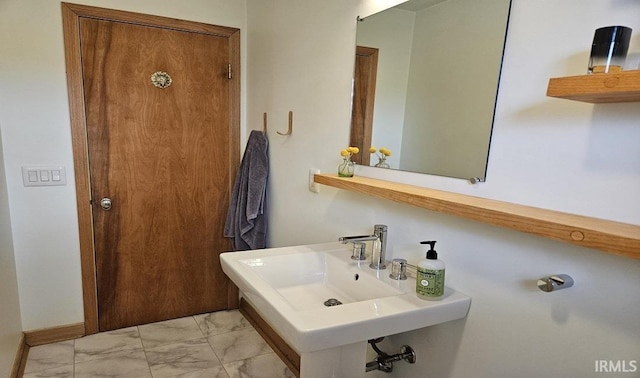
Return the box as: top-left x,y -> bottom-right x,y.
314,174 -> 640,259
546,70 -> 640,103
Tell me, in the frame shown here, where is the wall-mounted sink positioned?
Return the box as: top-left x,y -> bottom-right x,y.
220,242 -> 471,355
240,247 -> 402,311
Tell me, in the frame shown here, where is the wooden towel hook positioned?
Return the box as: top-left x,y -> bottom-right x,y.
277,111 -> 293,136
263,112 -> 268,134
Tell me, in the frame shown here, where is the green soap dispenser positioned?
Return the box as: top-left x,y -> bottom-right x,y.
416,241 -> 445,300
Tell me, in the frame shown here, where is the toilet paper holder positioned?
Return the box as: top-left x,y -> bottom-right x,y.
537,274 -> 574,293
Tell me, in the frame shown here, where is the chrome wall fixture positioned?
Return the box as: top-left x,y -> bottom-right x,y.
366,337 -> 416,373
537,274 -> 574,292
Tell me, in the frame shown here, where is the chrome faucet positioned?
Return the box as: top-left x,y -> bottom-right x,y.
338,224 -> 388,270
370,224 -> 387,270
338,234 -> 378,261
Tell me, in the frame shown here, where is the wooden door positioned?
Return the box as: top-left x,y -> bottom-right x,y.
350,46 -> 379,166
69,6 -> 239,331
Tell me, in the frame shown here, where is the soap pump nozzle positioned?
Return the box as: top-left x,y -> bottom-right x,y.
420,240 -> 437,259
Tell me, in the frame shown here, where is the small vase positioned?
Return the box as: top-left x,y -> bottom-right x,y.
375,157 -> 390,169
338,158 -> 355,177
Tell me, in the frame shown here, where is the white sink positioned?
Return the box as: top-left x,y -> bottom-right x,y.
220,242 -> 471,354
241,248 -> 403,311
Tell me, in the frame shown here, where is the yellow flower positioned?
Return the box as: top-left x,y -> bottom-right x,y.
371,146 -> 392,162
340,146 -> 360,159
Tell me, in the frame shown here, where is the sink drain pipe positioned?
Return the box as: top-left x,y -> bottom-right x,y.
365,337 -> 416,373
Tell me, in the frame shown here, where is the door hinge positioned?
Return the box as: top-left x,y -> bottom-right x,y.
228,63 -> 232,79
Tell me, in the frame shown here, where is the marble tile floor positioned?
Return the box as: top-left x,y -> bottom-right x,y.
22,310 -> 296,378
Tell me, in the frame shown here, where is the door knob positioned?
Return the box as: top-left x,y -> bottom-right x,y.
100,197 -> 112,211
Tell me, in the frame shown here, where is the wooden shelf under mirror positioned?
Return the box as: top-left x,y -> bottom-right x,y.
314,174 -> 640,259
546,70 -> 640,103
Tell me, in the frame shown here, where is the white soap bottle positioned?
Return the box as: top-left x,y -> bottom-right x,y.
415,241 -> 445,300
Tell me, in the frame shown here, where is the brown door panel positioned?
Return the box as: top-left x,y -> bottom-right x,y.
80,17 -> 233,331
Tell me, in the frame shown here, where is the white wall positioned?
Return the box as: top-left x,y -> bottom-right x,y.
0,0 -> 247,331
2,0 -> 639,376
0,129 -> 22,378
248,0 -> 640,377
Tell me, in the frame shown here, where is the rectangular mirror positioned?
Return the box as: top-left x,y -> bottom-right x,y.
350,0 -> 512,181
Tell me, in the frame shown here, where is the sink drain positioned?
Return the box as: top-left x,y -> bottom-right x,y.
324,298 -> 343,307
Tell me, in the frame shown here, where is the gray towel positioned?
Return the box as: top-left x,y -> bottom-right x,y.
224,130 -> 269,251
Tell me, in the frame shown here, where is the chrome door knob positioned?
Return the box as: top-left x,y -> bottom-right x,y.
100,197 -> 112,211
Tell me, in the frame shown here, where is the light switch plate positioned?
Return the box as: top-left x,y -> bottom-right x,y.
22,166 -> 67,187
